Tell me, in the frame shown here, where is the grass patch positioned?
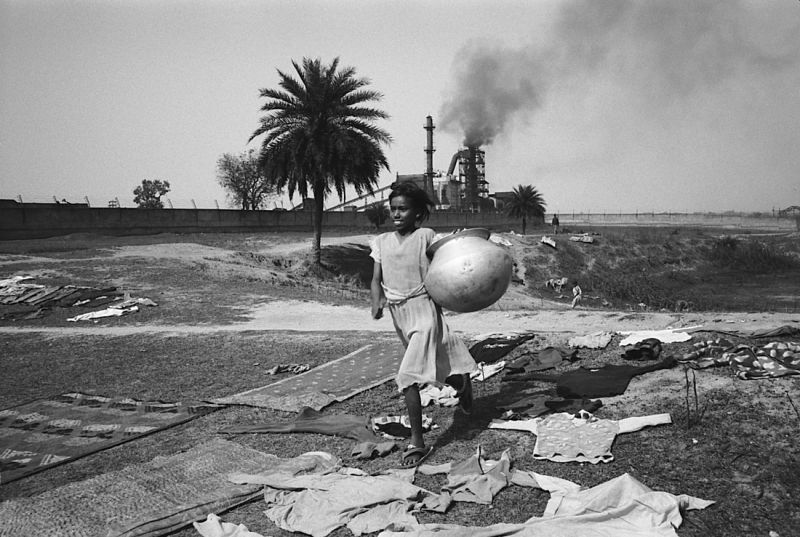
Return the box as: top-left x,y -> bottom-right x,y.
523,227 -> 800,311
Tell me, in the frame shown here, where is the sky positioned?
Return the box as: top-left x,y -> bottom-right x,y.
1,0 -> 799,213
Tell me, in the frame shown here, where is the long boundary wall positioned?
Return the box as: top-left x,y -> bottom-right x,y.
559,211 -> 799,230
1,206 -> 796,240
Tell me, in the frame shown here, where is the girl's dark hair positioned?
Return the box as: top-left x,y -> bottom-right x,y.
388,181 -> 435,221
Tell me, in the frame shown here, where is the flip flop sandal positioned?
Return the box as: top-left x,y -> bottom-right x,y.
400,444 -> 433,468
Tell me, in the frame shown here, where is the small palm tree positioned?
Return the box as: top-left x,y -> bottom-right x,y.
505,184 -> 546,234
249,57 -> 391,266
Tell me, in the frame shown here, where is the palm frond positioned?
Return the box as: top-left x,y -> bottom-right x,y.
250,57 -> 391,262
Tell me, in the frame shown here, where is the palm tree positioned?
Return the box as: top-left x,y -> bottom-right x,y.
249,57 -> 391,266
505,184 -> 546,234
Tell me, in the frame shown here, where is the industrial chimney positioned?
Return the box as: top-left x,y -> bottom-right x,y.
424,116 -> 435,197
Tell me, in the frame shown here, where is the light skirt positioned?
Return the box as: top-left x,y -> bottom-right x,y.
389,294 -> 476,392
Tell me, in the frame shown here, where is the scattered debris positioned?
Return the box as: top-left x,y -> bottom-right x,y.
265,363 -> 311,375
545,277 -> 568,292
569,233 -> 595,244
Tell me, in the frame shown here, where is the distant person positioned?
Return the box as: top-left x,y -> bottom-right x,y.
551,214 -> 560,234
571,280 -> 583,309
370,181 -> 477,468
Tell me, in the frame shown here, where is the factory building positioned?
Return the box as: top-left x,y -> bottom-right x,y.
395,116 -> 494,213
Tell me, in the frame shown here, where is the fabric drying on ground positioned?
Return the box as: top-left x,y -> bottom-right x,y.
503,347 -> 577,377
220,406 -> 398,460
567,331 -> 614,349
489,411 -> 673,463
520,357 -> 677,398
678,339 -> 800,379
213,342 -> 405,412
0,392 -> 222,484
377,471 -> 712,537
468,333 -> 536,363
0,438 -> 288,537
618,327 -> 697,346
207,449 -> 712,537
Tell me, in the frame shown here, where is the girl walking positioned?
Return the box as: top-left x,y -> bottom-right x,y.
370,182 -> 477,468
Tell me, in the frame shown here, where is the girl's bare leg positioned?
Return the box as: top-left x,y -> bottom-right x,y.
403,384 -> 425,449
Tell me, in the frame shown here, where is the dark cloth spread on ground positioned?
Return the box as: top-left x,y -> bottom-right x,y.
495,389 -> 603,419
221,407 -> 377,441
704,324 -> 800,339
519,357 -> 677,398
621,338 -> 663,361
469,333 -> 537,364
503,347 -> 578,379
220,407 -> 400,460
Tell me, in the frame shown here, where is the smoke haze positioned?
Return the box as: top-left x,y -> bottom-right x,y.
439,0 -> 800,147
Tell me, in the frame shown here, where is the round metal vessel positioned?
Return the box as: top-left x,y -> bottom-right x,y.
424,228 -> 513,312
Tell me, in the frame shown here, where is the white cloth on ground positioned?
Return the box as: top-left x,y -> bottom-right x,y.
421,447 -> 512,505
419,384 -> 458,407
377,472 -> 713,537
111,297 -> 158,309
193,513 -> 267,537
66,305 -> 139,321
618,326 -> 701,346
419,361 -> 504,407
229,465 -> 450,537
471,360 -> 506,381
567,332 -> 613,349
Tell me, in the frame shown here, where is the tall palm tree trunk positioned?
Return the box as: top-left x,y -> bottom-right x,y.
312,183 -> 326,266
522,216 -> 527,235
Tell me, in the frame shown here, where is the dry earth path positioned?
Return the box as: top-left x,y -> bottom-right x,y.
1,301 -> 798,338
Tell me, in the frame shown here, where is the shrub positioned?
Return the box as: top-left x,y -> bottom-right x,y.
709,236 -> 799,273
365,202 -> 389,228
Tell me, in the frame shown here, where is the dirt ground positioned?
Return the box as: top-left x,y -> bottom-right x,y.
1,230 -> 799,536
2,230 -> 797,336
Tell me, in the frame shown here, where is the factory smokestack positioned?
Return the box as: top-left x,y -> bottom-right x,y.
465,146 -> 480,211
424,116 -> 435,197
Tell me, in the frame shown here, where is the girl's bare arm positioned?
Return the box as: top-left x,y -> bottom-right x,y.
371,261 -> 386,319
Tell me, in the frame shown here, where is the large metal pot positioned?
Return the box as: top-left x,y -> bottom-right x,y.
424,228 -> 513,312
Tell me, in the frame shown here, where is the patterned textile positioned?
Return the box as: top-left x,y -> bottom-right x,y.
489,412 -> 672,464
214,342 -> 405,412
371,414 -> 435,439
727,342 -> 800,379
678,338 -> 735,368
0,392 -> 222,484
0,439 -> 280,537
678,340 -> 800,379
